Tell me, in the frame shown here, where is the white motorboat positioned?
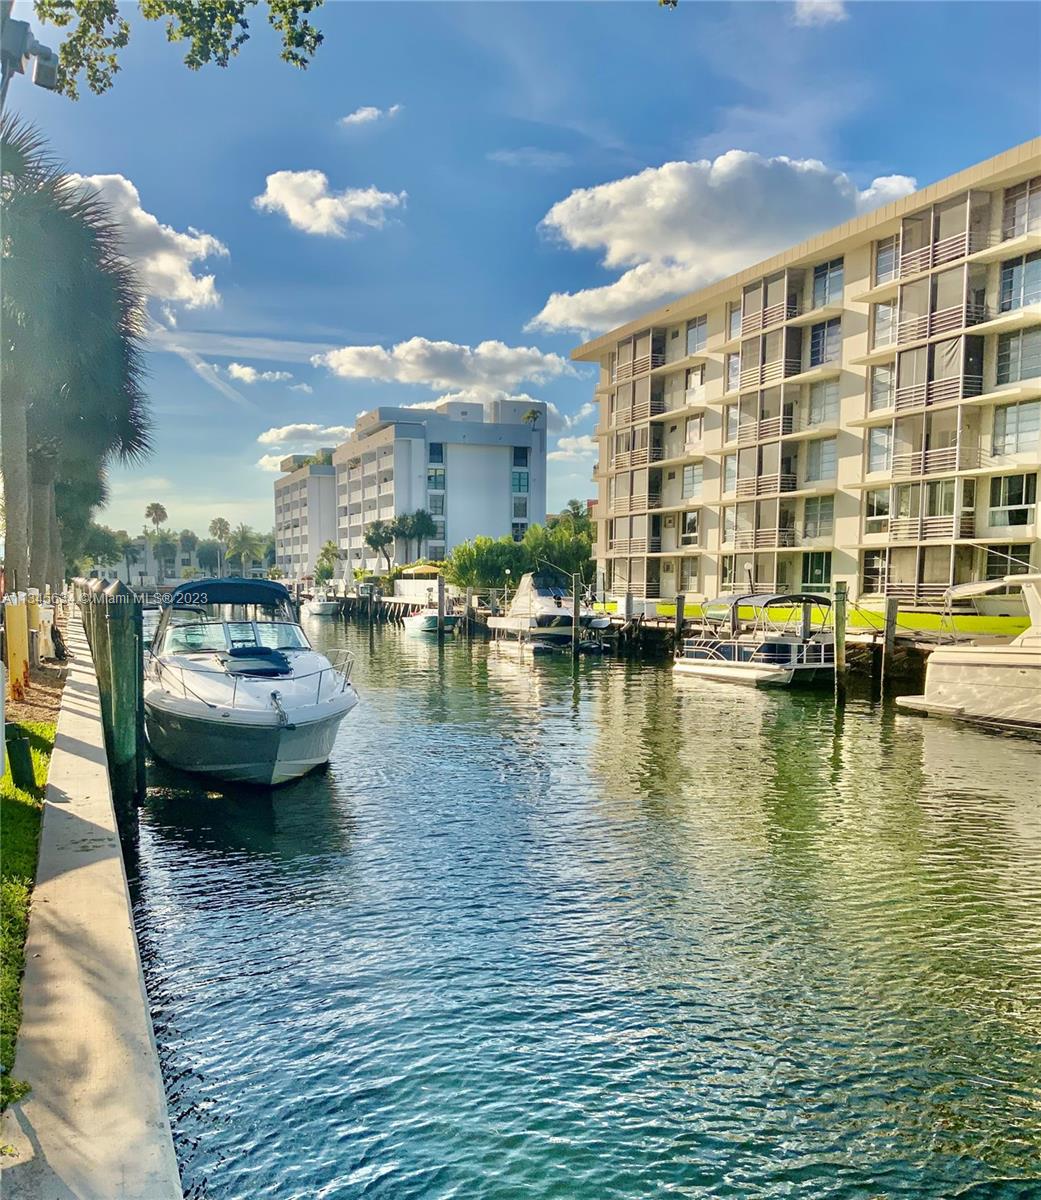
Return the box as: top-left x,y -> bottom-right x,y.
896,574 -> 1041,730
674,593 -> 834,687
403,608 -> 459,634
144,578 -> 359,786
486,571 -> 610,648
302,590 -> 340,616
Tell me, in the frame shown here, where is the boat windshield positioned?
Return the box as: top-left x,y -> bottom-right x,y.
162,615 -> 309,655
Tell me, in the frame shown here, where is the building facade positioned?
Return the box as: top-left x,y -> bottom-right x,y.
273,453 -> 337,580
331,398 -> 547,576
574,140 -> 1041,609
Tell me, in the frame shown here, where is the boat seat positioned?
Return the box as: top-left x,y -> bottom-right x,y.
218,646 -> 292,676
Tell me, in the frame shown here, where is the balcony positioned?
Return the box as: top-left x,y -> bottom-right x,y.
894,374 -> 983,411
734,414 -> 796,445
620,581 -> 661,599
899,230 -> 990,277
871,580 -> 956,606
613,352 -> 666,383
888,514 -> 975,541
741,298 -> 799,336
896,302 -> 987,345
733,528 -> 798,550
610,491 -> 662,514
889,446 -> 984,477
736,472 -> 798,497
739,356 -> 802,391
612,446 -> 664,470
608,537 -> 662,555
632,394 -> 666,422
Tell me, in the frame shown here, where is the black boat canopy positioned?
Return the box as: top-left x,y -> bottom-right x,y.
169,577 -> 293,607
702,592 -> 832,622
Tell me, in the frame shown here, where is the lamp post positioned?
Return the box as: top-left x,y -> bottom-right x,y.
1,3 -> 60,108
504,568 -> 511,607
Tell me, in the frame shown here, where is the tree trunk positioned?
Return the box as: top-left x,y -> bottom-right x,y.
49,486 -> 63,593
1,390 -> 31,592
29,458 -> 55,592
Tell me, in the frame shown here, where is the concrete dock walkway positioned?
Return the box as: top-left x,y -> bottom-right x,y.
1,617 -> 181,1199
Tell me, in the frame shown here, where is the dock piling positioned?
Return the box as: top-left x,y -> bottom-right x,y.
833,581 -> 848,703
103,580 -> 145,813
673,593 -> 686,659
572,573 -> 580,661
437,575 -> 446,643
880,595 -> 900,692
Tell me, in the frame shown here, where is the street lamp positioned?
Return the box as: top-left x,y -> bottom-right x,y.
504,567 -> 511,606
1,3 -> 60,107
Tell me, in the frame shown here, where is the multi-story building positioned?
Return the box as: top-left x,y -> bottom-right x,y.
574,140 -> 1041,610
274,451 -> 337,579
331,397 -> 547,575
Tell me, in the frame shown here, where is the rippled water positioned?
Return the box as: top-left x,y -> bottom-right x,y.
127,620 -> 1041,1199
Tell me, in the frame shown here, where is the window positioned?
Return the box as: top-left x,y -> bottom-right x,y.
686,315 -> 707,356
865,488 -> 890,533
723,507 -> 737,543
511,522 -> 526,542
989,474 -> 1037,526
986,543 -> 1033,580
872,300 -> 896,349
726,353 -> 740,393
511,470 -> 529,493
997,328 -> 1041,385
513,497 -> 528,520
513,446 -> 529,468
993,400 -> 1040,454
925,478 -> 956,518
725,405 -> 739,442
723,454 -> 737,493
1002,175 -> 1041,240
721,555 -> 736,588
870,365 -> 894,411
432,520 -> 446,541
868,427 -> 892,473
808,379 -> 839,426
803,495 -> 834,538
680,558 -> 699,592
805,437 -> 837,481
874,236 -> 898,286
428,442 -> 444,464
802,552 -> 832,592
685,415 -> 704,445
809,318 -> 841,367
728,302 -> 742,340
427,466 -> 446,490
686,363 -> 705,392
861,549 -> 887,593
681,511 -> 699,545
682,463 -> 703,499
999,252 -> 1041,312
429,493 -> 444,516
812,258 -> 843,308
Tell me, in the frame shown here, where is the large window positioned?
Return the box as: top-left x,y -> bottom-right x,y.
681,511 -> 700,546
1003,175 -> 1041,240
868,427 -> 892,473
727,302 -> 742,340
804,437 -> 837,481
686,364 -> 705,393
872,300 -> 896,349
513,497 -> 528,519
432,520 -> 446,541
682,463 -> 703,499
812,258 -> 844,308
725,404 -> 739,442
802,552 -> 832,592
861,549 -> 887,593
686,315 -> 708,356
809,318 -> 841,367
726,353 -> 740,393
803,495 -> 834,538
429,493 -> 444,516
511,470 -> 529,494
513,446 -> 529,468
870,365 -> 895,411
723,507 -> 737,543
865,488 -> 890,533
925,478 -> 956,518
993,399 -> 1040,454
874,236 -> 898,286
685,414 -> 704,445
427,466 -> 446,490
989,474 -> 1037,526
999,253 -> 1041,312
428,442 -> 444,464
997,328 -> 1041,385
808,379 -> 839,426
511,523 -> 526,542
723,454 -> 737,493
986,543 -> 1033,580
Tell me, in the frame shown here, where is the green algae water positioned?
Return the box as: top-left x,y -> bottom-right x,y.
128,621 -> 1041,1199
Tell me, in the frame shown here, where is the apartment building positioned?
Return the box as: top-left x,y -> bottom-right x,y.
331,397 -> 547,575
273,452 -> 337,579
574,140 -> 1041,609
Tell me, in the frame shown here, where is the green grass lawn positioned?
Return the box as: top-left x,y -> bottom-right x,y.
1,720 -> 54,1110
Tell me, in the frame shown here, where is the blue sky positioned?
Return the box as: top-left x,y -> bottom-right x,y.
12,0 -> 1040,537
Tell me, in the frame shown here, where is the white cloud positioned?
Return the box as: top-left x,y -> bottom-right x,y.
488,147 -> 572,170
227,362 -> 293,384
69,173 -> 228,310
548,434 -> 597,462
253,170 -> 406,237
256,454 -> 286,472
313,336 -> 575,391
340,104 -> 402,126
257,423 -> 353,446
290,383 -> 314,394
792,0 -> 848,26
544,400 -> 596,433
528,150 -> 916,334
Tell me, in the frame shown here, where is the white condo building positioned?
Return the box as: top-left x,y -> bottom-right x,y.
273,452 -> 337,580
332,397 -> 547,575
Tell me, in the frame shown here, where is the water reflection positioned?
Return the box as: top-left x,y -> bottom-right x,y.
130,621 -> 1041,1200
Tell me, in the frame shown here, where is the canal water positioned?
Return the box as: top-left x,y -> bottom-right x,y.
128,620 -> 1041,1200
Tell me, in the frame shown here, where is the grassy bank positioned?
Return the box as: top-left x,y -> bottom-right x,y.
1,720 -> 55,1110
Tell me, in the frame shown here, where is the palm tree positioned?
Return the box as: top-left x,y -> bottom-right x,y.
117,532 -> 140,584
226,523 -> 265,577
363,519 -> 395,572
209,517 -> 230,576
389,513 -> 415,562
411,509 -> 438,560
2,116 -> 150,591
522,407 -> 542,432
145,502 -> 168,533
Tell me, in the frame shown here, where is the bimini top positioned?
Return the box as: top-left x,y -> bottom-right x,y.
702,592 -> 832,621
169,577 -> 292,607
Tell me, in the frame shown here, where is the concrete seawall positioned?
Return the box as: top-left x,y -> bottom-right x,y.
1,617 -> 181,1198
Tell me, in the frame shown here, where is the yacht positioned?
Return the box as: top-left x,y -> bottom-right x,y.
403,608 -> 459,634
896,574 -> 1041,730
302,590 -> 340,616
144,578 -> 359,786
674,592 -> 834,687
486,571 -> 610,650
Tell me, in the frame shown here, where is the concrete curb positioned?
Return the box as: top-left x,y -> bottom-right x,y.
1,615 -> 182,1199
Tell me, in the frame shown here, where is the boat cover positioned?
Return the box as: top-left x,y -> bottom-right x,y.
170,577 -> 292,607
218,646 -> 292,677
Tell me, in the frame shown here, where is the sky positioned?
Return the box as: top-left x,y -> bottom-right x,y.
10,0 -> 1041,538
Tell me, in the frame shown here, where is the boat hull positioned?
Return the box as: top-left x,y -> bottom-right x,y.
403,613 -> 459,633
673,659 -> 831,687
144,701 -> 354,786
896,646 -> 1041,730
303,601 -> 340,616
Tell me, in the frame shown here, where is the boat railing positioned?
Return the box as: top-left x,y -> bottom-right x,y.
150,649 -> 355,712
680,637 -> 833,667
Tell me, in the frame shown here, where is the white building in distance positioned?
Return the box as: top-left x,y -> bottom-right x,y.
273,452 -> 337,580
331,397 -> 548,576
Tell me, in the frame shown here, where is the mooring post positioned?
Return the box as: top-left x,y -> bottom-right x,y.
880,594 -> 900,692
437,574 -> 446,643
464,587 -> 473,637
673,593 -> 686,659
572,573 -> 581,661
104,580 -> 143,815
833,580 -> 848,704
92,582 -> 115,756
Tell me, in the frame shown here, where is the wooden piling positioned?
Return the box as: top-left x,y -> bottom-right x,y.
103,580 -> 145,812
833,581 -> 848,703
437,575 -> 446,643
673,593 -> 686,659
464,588 -> 473,637
571,573 -> 581,661
880,594 -> 900,691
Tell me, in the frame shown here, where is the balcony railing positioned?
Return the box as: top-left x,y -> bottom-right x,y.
612,446 -> 664,469
610,491 -> 662,515
620,581 -> 661,599
613,352 -> 666,383
735,472 -> 798,497
898,230 -> 991,277
896,302 -> 988,345
869,580 -> 955,606
633,394 -> 666,422
889,446 -> 984,477
740,298 -> 799,336
894,374 -> 984,411
732,528 -> 798,550
888,514 -> 975,541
